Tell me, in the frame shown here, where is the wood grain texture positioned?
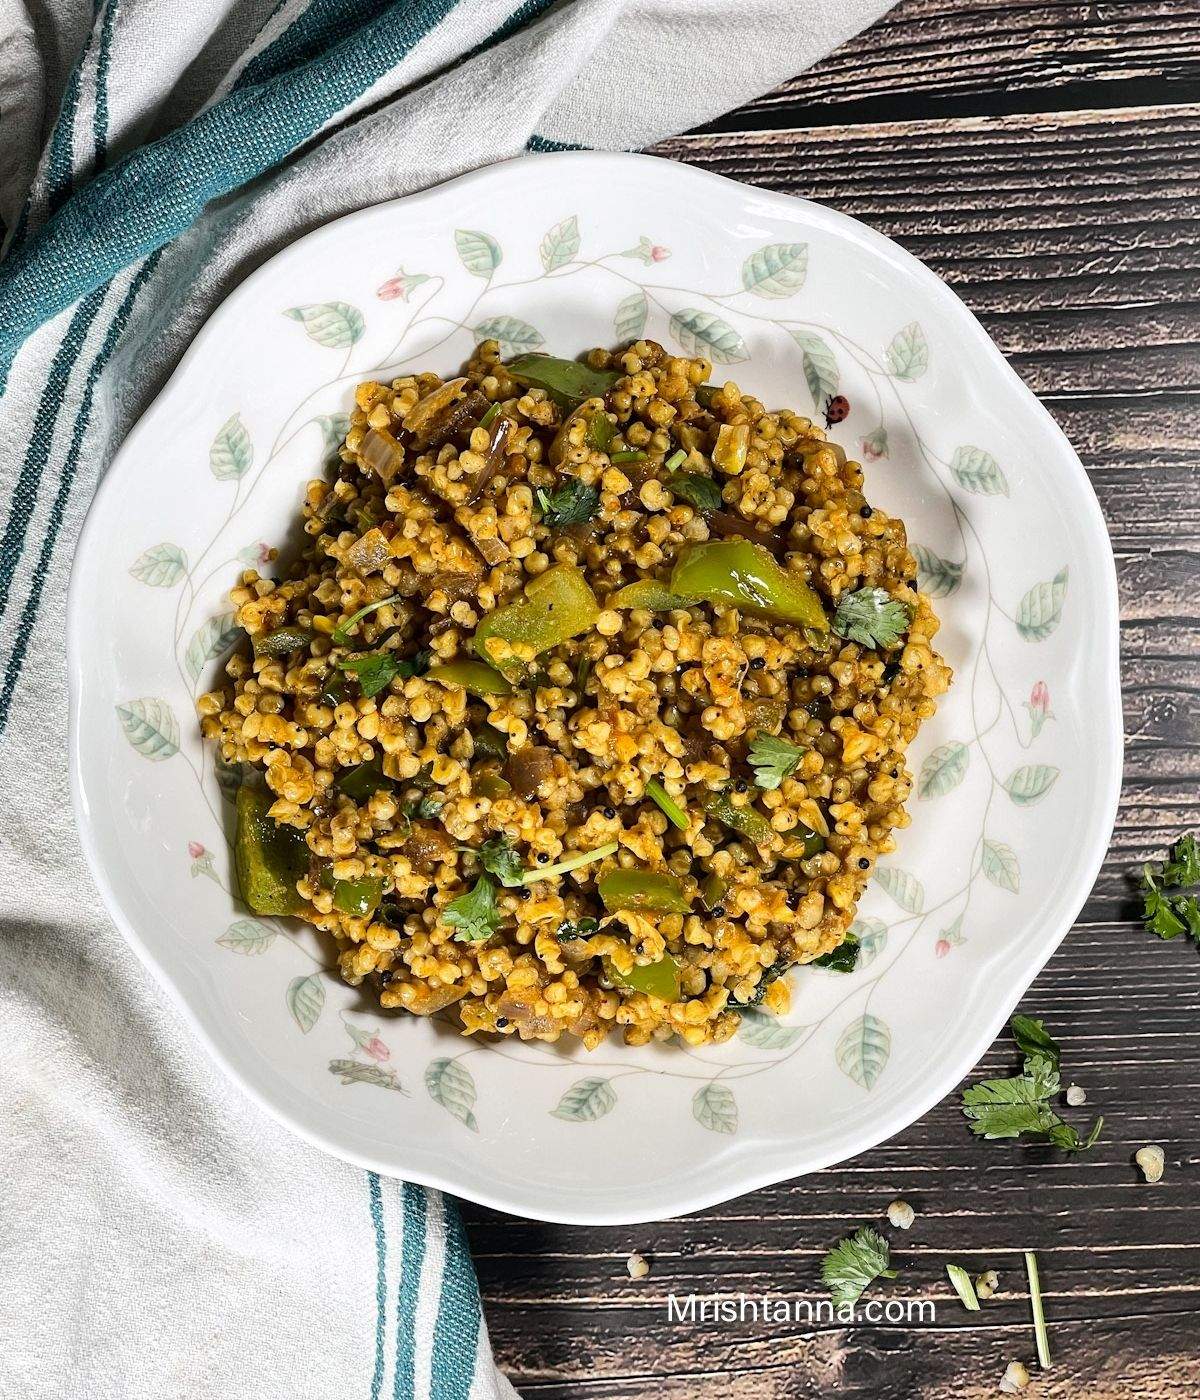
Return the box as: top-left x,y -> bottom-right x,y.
463,23 -> 1200,1400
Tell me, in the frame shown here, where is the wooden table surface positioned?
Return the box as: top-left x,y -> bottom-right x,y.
462,5 -> 1200,1395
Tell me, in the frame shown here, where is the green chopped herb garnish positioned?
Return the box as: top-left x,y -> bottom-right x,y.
609,449 -> 647,465
443,875 -> 501,942
556,916 -> 599,941
520,841 -> 619,886
1140,833 -> 1200,942
811,933 -> 859,973
332,594 -> 404,646
831,587 -> 910,650
961,1015 -> 1102,1152
664,471 -> 722,513
536,479 -> 601,528
1025,1251 -> 1051,1369
471,834 -> 525,888
663,448 -> 686,472
645,778 -> 688,831
821,1227 -> 897,1308
946,1264 -> 981,1312
728,959 -> 790,1009
747,734 -> 805,790
338,648 -> 429,699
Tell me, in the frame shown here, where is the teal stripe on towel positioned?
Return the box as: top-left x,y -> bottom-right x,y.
94,1 -> 121,169
0,0 -> 461,389
237,0 -> 399,89
368,1172 -> 388,1400
393,1183 -> 428,1399
430,1203 -> 482,1400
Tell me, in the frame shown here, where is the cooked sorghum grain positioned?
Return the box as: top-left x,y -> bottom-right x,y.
199,339 -> 951,1047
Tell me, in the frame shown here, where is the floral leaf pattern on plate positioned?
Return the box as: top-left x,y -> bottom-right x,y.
918,740 -> 969,798
425,1057 -> 478,1131
849,916 -> 888,967
1003,765 -> 1060,806
885,322 -> 928,381
329,1059 -> 406,1092
738,1008 -> 804,1049
836,1014 -> 891,1089
284,302 -> 364,349
287,973 -> 325,1032
454,228 -> 502,277
209,414 -> 253,481
874,865 -> 925,913
982,839 -> 1021,893
692,1081 -> 738,1134
540,215 -> 580,273
741,243 -> 808,298
950,445 -> 1008,497
1017,567 -> 1068,641
315,413 -> 350,454
669,308 -> 747,364
184,612 -> 241,684
472,315 -> 544,355
789,329 -> 839,409
115,698 -> 179,760
911,543 -> 963,598
614,290 -> 648,343
551,1077 -> 617,1122
129,543 -> 187,587
218,919 -> 277,955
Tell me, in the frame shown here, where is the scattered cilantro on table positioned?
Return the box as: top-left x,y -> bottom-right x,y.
1140,833 -> 1200,942
821,1226 -> 897,1307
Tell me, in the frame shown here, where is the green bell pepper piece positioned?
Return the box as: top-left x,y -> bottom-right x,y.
472,722 -> 509,762
253,625 -> 313,658
586,411 -> 615,451
670,540 -> 828,629
235,784 -> 310,916
703,790 -> 775,848
332,876 -> 384,918
603,952 -> 682,1001
506,354 -> 621,407
473,564 -> 600,681
700,873 -> 728,911
799,825 -> 826,858
426,659 -> 514,696
608,579 -> 696,611
597,869 -> 692,914
335,759 -> 394,802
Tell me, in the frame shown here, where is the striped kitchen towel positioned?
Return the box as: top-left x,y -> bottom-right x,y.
0,2 -> 893,1397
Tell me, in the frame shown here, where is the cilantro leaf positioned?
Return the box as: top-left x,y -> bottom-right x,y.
1140,838 -> 1200,942
664,471 -> 722,513
443,876 -> 501,942
1162,833 -> 1200,887
821,1226 -> 897,1308
536,479 -> 600,528
811,934 -> 859,974
747,734 -> 805,790
339,648 -> 430,698
728,959 -> 791,1009
831,587 -> 911,650
556,916 -> 599,941
474,835 -> 525,888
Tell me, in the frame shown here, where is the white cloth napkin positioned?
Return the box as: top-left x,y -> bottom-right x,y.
0,3 -> 894,1397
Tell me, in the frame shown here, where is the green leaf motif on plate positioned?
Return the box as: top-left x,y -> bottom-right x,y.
551,1077 -> 617,1122
455,228 -> 502,277
115,698 -> 179,760
836,1013 -> 892,1089
209,414 -> 253,481
287,973 -> 325,1032
789,329 -> 839,409
669,308 -> 747,364
692,1081 -> 738,1134
540,215 -> 580,273
982,839 -> 1020,892
849,916 -> 888,967
316,413 -> 350,454
1003,764 -> 1060,806
738,1007 -> 804,1049
918,740 -> 969,798
614,290 -> 648,343
283,302 -> 364,349
329,1059 -> 406,1092
185,612 -> 242,683
911,543 -> 963,598
885,322 -> 929,381
1016,567 -> 1068,641
129,542 -> 187,587
874,865 -> 924,913
217,919 -> 277,955
425,1057 -> 479,1131
472,315 -> 545,355
741,243 -> 808,298
950,445 -> 1008,497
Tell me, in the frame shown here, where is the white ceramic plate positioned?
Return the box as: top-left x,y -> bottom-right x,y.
69,153 -> 1122,1224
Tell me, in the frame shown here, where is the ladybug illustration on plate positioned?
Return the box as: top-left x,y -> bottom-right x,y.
824,394 -> 850,428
